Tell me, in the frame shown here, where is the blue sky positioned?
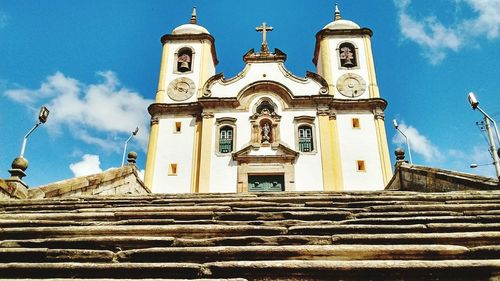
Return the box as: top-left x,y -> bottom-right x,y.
1,0 -> 499,187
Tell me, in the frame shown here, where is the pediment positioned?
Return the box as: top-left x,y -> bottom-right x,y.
232,143 -> 299,164
202,51 -> 328,100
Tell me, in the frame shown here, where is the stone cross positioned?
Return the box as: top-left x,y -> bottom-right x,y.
256,22 -> 273,53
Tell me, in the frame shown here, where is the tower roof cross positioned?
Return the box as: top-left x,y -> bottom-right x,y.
256,22 -> 273,53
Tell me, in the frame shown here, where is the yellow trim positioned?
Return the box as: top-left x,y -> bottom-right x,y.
198,41 -> 212,98
190,119 -> 202,193
198,114 -> 214,193
330,116 -> 344,190
319,39 -> 335,95
318,114 -> 343,191
363,36 -> 380,98
144,120 -> 159,189
155,43 -> 170,103
374,116 -> 393,185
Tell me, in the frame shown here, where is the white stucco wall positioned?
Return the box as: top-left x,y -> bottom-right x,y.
336,112 -> 384,190
209,62 -> 324,99
152,116 -> 196,193
208,93 -> 324,192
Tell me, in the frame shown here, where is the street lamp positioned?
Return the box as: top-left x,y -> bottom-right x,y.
467,92 -> 500,178
470,163 -> 493,168
392,119 -> 413,164
121,127 -> 139,167
19,106 -> 50,158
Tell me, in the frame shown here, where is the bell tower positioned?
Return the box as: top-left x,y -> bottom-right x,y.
144,7 -> 218,191
312,5 -> 392,190
154,7 -> 217,104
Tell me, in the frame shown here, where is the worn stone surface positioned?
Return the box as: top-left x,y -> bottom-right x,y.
387,162 -> 500,192
0,190 -> 500,279
28,165 -> 150,199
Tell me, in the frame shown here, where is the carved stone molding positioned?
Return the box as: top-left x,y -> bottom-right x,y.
201,111 -> 214,119
373,107 -> 385,120
329,111 -> 337,120
150,116 -> 159,126
374,112 -> 385,120
316,107 -> 330,117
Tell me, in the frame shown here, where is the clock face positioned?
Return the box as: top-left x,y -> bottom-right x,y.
336,73 -> 366,98
167,77 -> 195,101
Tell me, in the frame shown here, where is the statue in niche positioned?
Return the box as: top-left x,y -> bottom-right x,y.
177,52 -> 192,72
261,123 -> 271,143
339,44 -> 356,67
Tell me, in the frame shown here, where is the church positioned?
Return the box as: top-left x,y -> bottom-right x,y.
144,6 -> 392,194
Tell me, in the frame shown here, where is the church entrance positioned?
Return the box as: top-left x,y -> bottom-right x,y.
248,174 -> 285,192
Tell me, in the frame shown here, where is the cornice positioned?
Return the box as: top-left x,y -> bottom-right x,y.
147,97 -> 387,116
148,102 -> 201,117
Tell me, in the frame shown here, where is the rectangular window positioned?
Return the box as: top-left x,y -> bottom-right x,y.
352,118 -> 360,128
298,126 -> 313,152
174,122 -> 182,133
168,163 -> 178,176
356,160 -> 366,172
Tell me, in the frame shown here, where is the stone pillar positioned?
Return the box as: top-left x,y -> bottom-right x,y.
1,157 -> 29,199
198,111 -> 214,193
144,116 -> 159,189
317,107 -> 343,191
373,108 -> 393,185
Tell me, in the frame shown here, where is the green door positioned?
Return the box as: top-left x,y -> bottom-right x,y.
248,175 -> 285,192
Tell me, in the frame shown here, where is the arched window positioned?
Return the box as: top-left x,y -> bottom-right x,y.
176,47 -> 193,73
338,42 -> 357,68
298,125 -> 313,152
219,126 -> 234,153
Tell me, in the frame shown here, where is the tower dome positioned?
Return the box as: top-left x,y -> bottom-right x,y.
172,7 -> 211,35
322,4 -> 360,30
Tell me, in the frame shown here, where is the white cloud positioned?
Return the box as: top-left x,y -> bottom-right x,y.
394,0 -> 500,64
464,0 -> 500,39
392,122 -> 442,162
4,71 -> 153,152
69,154 -> 103,177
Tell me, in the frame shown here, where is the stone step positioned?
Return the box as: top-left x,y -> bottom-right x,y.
173,235 -> 333,247
369,203 -> 500,212
337,215 -> 500,225
0,260 -> 498,280
0,235 -> 332,250
289,224 -> 428,235
203,260 -> 500,280
331,231 -> 500,247
0,225 -> 287,240
0,248 -> 114,262
116,245 -> 471,263
0,263 -> 202,279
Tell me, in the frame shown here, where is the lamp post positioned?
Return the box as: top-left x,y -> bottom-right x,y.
121,127 -> 139,167
19,106 -> 50,158
392,119 -> 413,164
467,92 -> 500,178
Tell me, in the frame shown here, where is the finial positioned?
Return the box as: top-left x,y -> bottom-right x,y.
190,6 -> 197,24
395,147 -> 406,164
127,151 -> 138,165
334,3 -> 342,21
9,157 -> 28,180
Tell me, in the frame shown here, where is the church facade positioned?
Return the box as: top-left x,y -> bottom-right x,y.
144,6 -> 392,193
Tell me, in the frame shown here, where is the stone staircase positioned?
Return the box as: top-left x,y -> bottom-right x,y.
1,190 -> 500,280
